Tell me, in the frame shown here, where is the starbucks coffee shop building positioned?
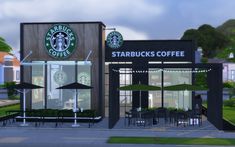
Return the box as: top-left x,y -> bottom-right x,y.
20,22 -> 223,129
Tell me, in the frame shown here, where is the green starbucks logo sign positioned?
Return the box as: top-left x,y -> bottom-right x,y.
78,72 -> 90,85
54,70 -> 67,85
45,24 -> 77,59
106,31 -> 123,49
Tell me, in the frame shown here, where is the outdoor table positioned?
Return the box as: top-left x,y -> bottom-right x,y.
176,111 -> 189,127
132,110 -> 147,126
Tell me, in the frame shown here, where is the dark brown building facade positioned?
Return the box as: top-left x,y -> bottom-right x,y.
21,22 -> 105,116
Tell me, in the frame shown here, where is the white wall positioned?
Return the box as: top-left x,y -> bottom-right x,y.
0,65 -> 4,84
223,63 -> 235,82
13,66 -> 20,83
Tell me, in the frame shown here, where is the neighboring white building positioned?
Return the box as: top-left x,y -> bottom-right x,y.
207,58 -> 235,82
222,63 -> 235,82
0,52 -> 20,84
195,48 -> 235,83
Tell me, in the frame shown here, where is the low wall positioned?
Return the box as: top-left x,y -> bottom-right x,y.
0,89 -> 8,99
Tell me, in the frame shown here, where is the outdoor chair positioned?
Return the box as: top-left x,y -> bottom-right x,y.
176,111 -> 189,127
135,110 -> 147,127
7,110 -> 41,127
124,111 -> 132,126
187,109 -> 202,126
154,108 -> 168,124
125,109 -> 139,126
56,110 -> 73,127
168,109 -> 177,124
3,110 -> 20,126
30,110 -> 44,127
1,114 -> 18,126
141,111 -> 154,127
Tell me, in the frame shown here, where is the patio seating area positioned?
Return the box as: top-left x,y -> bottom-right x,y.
123,107 -> 203,128
0,114 -> 217,131
0,109 -> 101,128
116,115 -> 215,131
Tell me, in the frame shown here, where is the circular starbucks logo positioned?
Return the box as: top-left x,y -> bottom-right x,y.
106,31 -> 123,49
54,70 -> 67,85
45,24 -> 77,59
78,72 -> 90,85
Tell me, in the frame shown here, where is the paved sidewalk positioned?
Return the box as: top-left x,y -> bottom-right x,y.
0,126 -> 235,147
0,118 -> 235,147
0,100 -> 19,107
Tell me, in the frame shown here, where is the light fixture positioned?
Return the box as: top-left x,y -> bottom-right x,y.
229,52 -> 234,59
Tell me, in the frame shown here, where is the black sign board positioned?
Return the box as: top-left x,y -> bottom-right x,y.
105,40 -> 195,62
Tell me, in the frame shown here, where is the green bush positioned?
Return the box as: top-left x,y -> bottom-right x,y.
8,95 -> 20,100
224,98 -> 235,107
177,108 -> 185,112
201,57 -> 208,63
25,109 -> 97,117
2,82 -> 18,99
147,107 -> 158,111
167,107 -> 177,112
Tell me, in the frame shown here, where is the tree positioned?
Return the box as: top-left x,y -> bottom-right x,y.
198,24 -> 229,57
195,72 -> 207,88
181,29 -> 205,46
217,19 -> 235,37
181,24 -> 230,58
0,37 -> 12,52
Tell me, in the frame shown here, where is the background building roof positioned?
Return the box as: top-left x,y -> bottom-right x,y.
0,52 -> 20,66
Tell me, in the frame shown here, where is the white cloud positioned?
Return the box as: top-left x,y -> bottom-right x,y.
0,0 -> 165,22
2,0 -> 235,51
0,0 -> 165,49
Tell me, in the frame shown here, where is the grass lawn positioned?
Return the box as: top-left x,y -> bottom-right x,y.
108,137 -> 235,145
0,104 -> 20,117
223,106 -> 235,125
203,103 -> 235,125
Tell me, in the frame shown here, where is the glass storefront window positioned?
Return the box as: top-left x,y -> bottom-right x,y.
31,61 -> 92,110
148,68 -> 162,108
77,62 -> 91,109
119,68 -> 132,116
164,68 -> 192,110
47,61 -> 75,109
32,61 -> 45,109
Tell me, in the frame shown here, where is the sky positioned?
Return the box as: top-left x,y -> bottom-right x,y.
1,0 -> 235,53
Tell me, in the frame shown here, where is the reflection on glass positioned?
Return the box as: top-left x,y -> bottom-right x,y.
148,68 -> 162,108
47,61 -> 75,109
32,61 -> 45,109
77,64 -> 91,109
119,68 -> 132,116
164,68 -> 192,110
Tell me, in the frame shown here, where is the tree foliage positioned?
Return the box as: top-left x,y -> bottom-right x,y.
0,37 -> 12,52
181,24 -> 230,58
223,81 -> 235,99
195,72 -> 207,88
217,19 -> 235,37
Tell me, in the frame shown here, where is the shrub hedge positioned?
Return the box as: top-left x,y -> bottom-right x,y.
224,98 -> 235,107
24,109 -> 96,117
